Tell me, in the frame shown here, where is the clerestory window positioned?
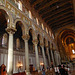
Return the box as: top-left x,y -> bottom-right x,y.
18,1 -> 22,11
29,10 -> 32,19
2,33 -> 8,47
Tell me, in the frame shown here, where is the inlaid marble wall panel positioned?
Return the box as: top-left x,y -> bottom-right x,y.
32,57 -> 36,70
1,54 -> 3,65
0,53 -> 7,69
29,57 -> 33,64
14,55 -> 19,73
23,56 -> 25,70
13,55 -> 15,72
0,54 -> 1,65
20,56 -> 23,71
0,51 -> 43,73
4,54 -> 7,68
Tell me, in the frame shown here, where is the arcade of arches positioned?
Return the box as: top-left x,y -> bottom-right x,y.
0,0 -> 75,75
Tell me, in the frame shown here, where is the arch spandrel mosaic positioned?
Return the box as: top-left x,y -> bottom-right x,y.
0,0 -> 55,47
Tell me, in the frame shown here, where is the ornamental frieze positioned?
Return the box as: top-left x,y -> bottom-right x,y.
0,0 -> 5,6
0,0 -> 53,42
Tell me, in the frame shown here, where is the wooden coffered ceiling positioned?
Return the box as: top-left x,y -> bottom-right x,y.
29,0 -> 74,32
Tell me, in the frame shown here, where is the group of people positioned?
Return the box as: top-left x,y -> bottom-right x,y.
54,64 -> 70,75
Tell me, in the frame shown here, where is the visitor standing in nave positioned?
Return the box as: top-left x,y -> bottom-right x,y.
42,65 -> 45,75
59,65 -> 68,75
54,66 -> 59,75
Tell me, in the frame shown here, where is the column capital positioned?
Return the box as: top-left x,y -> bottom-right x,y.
6,27 -> 16,34
45,45 -> 49,48
50,48 -> 53,50
40,43 -> 44,47
22,34 -> 30,41
32,39 -> 38,45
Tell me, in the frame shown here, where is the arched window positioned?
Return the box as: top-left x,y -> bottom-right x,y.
18,1 -> 22,11
46,27 -> 48,33
49,31 -> 51,37
16,38 -> 20,50
42,23 -> 44,30
29,10 -> 32,19
36,18 -> 39,25
2,33 -> 8,47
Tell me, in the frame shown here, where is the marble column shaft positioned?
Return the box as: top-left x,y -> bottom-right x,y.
41,45 -> 47,69
7,32 -> 14,75
51,50 -> 55,67
46,47 -> 51,67
25,40 -> 29,72
33,40 -> 40,71
22,35 -> 30,75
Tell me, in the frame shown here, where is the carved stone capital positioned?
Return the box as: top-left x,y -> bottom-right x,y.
22,34 -> 30,41
45,45 -> 49,48
32,39 -> 38,45
40,43 -> 44,47
6,27 -> 17,34
50,48 -> 53,50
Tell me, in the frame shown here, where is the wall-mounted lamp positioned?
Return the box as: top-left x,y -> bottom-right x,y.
40,62 -> 44,66
17,61 -> 23,72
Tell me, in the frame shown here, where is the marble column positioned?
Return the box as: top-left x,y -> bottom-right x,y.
51,49 -> 55,67
40,43 -> 47,70
22,34 -> 30,75
33,39 -> 40,72
54,51 -> 58,66
6,27 -> 16,75
46,46 -> 51,67
13,55 -> 15,72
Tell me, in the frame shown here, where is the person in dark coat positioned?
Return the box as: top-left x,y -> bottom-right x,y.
59,65 -> 68,75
